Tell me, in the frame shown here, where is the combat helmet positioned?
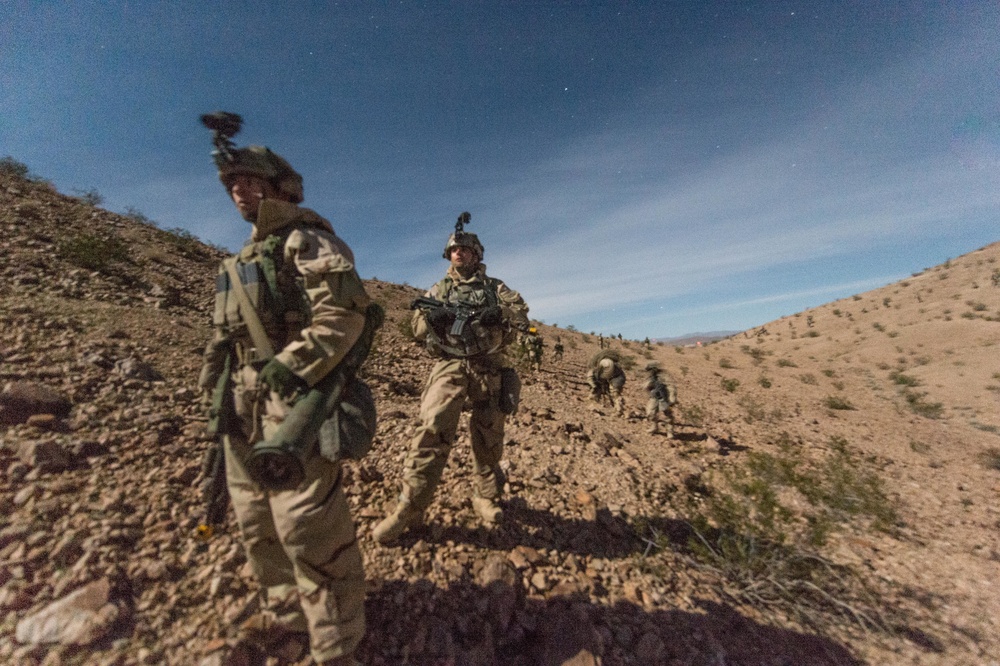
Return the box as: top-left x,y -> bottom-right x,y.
201,112 -> 304,203
644,361 -> 661,373
443,211 -> 484,260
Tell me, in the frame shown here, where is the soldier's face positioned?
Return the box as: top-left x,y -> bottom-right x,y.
450,245 -> 476,270
228,175 -> 276,221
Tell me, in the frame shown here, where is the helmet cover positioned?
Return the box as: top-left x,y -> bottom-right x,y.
443,231 -> 484,260
217,145 -> 304,203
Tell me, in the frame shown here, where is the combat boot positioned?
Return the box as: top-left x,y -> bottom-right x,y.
372,501 -> 423,545
472,496 -> 503,526
648,421 -> 659,435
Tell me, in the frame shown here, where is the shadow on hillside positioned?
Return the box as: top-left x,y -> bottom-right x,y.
358,579 -> 863,665
394,499 -> 658,559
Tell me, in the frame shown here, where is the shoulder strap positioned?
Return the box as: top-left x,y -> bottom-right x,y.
258,229 -> 294,313
223,257 -> 276,359
484,277 -> 501,307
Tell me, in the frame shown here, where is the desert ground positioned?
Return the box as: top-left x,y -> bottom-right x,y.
1,167 -> 998,665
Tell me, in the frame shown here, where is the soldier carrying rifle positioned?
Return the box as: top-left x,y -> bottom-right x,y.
373,212 -> 529,544
195,112 -> 375,666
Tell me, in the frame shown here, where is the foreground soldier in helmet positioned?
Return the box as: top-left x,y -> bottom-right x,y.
587,352 -> 627,416
196,113 -> 369,666
374,214 -> 529,545
644,362 -> 678,437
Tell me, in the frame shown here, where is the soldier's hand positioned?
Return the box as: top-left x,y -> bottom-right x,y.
424,308 -> 451,329
478,305 -> 503,327
258,359 -> 307,399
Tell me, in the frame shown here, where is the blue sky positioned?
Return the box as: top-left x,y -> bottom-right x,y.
3,1 -> 998,339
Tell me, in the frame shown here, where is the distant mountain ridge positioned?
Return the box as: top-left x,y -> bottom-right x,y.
654,330 -> 739,346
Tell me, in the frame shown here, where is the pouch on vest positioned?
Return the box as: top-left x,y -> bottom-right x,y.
498,367 -> 521,415
318,375 -> 377,463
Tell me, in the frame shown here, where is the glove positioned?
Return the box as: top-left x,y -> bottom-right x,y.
425,307 -> 453,332
258,359 -> 307,399
478,305 -> 503,327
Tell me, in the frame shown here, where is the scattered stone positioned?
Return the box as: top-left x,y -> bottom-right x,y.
15,578 -> 120,646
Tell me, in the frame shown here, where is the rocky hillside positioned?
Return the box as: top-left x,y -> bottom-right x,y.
1,166 -> 998,665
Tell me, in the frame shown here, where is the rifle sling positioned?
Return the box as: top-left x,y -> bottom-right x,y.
224,257 -> 276,360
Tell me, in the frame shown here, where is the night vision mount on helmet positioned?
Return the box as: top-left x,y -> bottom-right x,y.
443,210 -> 484,260
200,111 -> 304,204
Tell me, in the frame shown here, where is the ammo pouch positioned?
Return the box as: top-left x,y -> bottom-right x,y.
318,375 -> 377,463
498,367 -> 521,415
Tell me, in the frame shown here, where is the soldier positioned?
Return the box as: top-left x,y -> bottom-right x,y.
524,327 -> 543,372
373,214 -> 529,545
553,335 -> 565,361
587,352 -> 626,416
196,113 -> 369,666
644,362 -> 678,437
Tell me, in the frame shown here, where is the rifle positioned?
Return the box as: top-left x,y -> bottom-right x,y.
410,295 -> 483,336
243,303 -> 385,491
196,351 -> 233,540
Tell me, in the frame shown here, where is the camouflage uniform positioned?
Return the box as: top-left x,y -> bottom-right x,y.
644,363 -> 678,437
197,147 -> 367,663
553,337 -> 564,361
524,331 -> 543,372
588,358 -> 626,416
374,231 -> 528,544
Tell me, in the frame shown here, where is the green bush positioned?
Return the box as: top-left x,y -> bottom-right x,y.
823,395 -> 856,410
57,233 -> 131,272
902,388 -> 943,419
645,434 -> 899,634
721,378 -> 740,392
73,188 -> 104,206
0,156 -> 31,179
889,370 -> 919,387
740,345 -> 768,364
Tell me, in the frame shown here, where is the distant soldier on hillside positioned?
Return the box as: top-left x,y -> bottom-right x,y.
524,327 -> 543,372
587,350 -> 626,416
553,335 -> 565,361
195,112 -> 372,666
644,362 -> 678,437
373,212 -> 529,545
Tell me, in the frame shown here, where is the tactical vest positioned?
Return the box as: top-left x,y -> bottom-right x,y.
651,377 -> 677,404
213,227 -> 310,363
424,275 -> 505,359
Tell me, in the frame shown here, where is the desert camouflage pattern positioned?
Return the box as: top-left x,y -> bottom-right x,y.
524,332 -> 543,371
216,145 -> 305,203
587,358 -> 626,415
401,264 -> 528,510
645,370 -> 678,437
442,230 -> 484,260
197,198 -> 368,662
